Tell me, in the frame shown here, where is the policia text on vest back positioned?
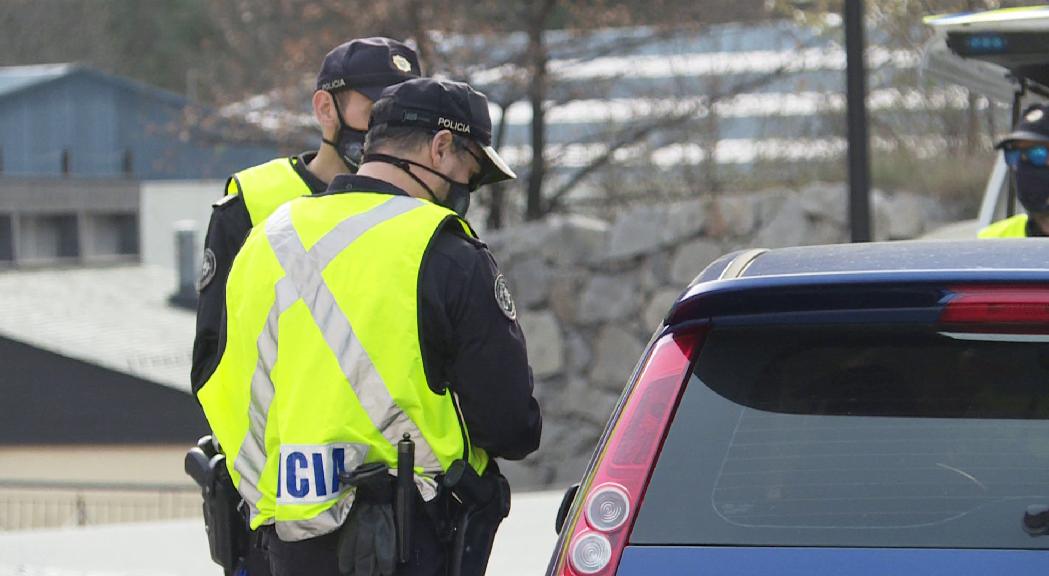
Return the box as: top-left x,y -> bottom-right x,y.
198,190 -> 489,541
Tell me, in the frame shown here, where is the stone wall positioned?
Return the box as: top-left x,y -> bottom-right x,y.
486,183 -> 951,491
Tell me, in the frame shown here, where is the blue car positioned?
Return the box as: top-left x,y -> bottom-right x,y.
547,239 -> 1049,575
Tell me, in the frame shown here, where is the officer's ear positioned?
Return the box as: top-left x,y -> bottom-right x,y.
312,90 -> 340,139
429,129 -> 455,167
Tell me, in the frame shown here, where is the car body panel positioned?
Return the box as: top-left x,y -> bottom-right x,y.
617,546 -> 1049,575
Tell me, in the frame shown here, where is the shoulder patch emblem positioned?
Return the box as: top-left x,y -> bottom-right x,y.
494,274 -> 517,321
198,249 -> 217,292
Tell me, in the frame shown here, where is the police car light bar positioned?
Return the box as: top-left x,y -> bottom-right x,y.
947,31 -> 1049,62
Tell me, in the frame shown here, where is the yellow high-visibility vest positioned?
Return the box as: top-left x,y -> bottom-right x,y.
228,158 -> 314,225
198,191 -> 488,541
978,214 -> 1029,238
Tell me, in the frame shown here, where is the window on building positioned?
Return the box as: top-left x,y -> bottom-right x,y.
19,214 -> 79,261
0,214 -> 12,262
84,213 -> 138,257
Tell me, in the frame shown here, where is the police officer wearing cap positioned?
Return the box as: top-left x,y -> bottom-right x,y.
191,37 -> 421,391
980,103 -> 1049,238
196,77 -> 542,576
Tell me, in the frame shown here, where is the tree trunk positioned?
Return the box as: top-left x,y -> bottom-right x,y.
486,101 -> 513,230
405,0 -> 434,73
525,0 -> 556,220
965,0 -> 979,154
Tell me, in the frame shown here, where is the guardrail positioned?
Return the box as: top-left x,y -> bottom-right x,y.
0,479 -> 201,531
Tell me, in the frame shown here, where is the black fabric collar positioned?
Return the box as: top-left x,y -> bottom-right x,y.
1026,215 -> 1048,237
323,174 -> 410,198
322,173 -> 479,240
291,151 -> 329,195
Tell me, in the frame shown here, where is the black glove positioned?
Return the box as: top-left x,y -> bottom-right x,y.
338,464 -> 397,576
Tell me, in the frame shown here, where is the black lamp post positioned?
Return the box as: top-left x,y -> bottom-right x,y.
845,0 -> 872,242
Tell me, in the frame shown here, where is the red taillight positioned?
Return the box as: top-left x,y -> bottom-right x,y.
552,330 -> 702,576
941,285 -> 1049,333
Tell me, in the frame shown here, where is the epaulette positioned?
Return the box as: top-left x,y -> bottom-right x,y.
441,217 -> 487,249
212,194 -> 240,208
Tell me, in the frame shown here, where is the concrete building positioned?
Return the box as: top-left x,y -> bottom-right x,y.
139,180 -> 222,273
0,177 -> 138,267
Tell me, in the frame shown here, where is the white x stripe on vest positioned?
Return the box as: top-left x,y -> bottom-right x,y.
232,195 -> 446,538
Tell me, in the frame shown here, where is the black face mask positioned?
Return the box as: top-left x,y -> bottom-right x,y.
362,153 -> 473,217
321,92 -> 367,172
1014,163 -> 1049,215
443,180 -> 472,217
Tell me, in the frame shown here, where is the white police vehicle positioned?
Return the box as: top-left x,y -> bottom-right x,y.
921,6 -> 1049,238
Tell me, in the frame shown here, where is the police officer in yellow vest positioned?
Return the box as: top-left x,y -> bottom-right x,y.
191,38 -> 421,391
197,78 -> 542,576
979,104 -> 1049,238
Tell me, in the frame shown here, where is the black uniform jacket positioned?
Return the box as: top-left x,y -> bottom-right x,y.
194,170 -> 542,462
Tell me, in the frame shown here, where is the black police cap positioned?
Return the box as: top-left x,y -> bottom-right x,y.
370,78 -> 516,187
997,104 -> 1049,148
316,37 -> 421,102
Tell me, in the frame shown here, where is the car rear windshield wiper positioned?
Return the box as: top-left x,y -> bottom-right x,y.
1023,505 -> 1049,536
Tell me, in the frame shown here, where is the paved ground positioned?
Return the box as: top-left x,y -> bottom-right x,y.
0,490 -> 564,576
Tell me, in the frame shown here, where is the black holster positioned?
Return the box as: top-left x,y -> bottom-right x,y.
443,461 -> 511,576
337,463 -> 399,576
185,436 -> 249,576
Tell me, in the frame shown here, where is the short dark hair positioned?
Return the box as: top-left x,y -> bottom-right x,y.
364,98 -> 474,156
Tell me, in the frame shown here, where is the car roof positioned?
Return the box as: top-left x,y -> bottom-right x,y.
697,239 -> 1049,282
678,239 -> 1049,316
739,239 -> 1049,278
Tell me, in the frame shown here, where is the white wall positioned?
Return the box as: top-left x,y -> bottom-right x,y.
140,180 -> 223,271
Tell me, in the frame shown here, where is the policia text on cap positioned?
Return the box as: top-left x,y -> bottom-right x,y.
195,77 -> 542,576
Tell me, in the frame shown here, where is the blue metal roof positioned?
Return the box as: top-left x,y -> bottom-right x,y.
0,63 -> 75,98
0,63 -> 188,105
0,63 -> 279,180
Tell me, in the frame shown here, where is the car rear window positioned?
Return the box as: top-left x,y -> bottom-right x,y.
631,325 -> 1049,549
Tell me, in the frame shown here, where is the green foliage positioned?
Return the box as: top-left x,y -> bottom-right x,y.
0,0 -> 219,96
870,150 -> 994,218
102,0 -> 218,94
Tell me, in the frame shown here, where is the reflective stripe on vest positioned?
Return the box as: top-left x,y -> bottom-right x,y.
198,192 -> 488,541
978,214 -> 1028,238
231,158 -> 313,225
